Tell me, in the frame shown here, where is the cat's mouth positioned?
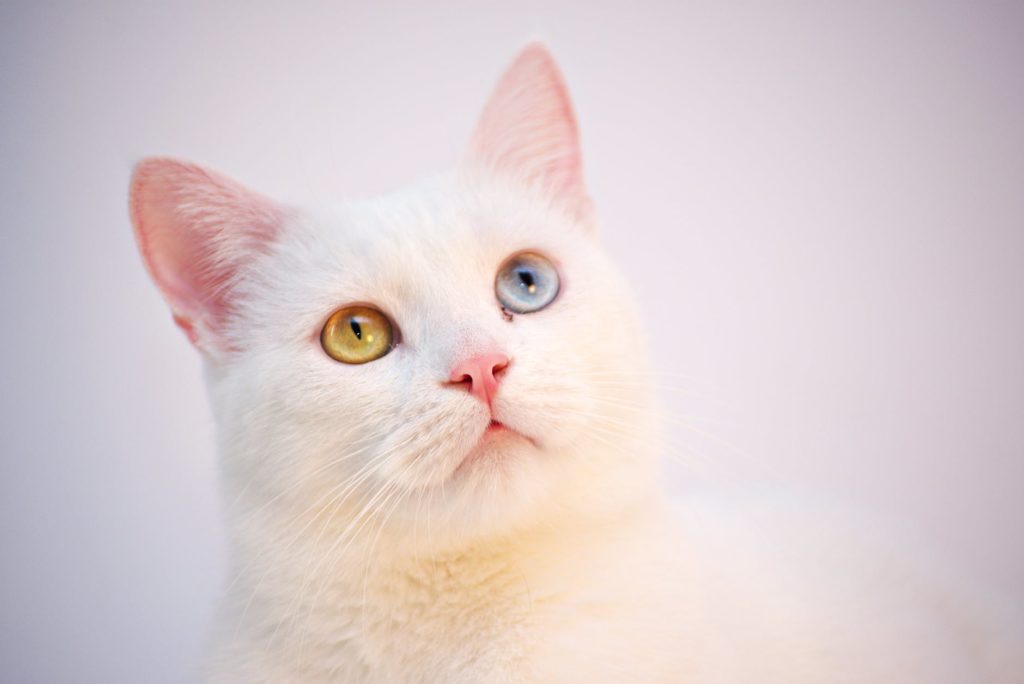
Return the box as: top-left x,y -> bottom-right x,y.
453,419 -> 537,476
485,419 -> 538,447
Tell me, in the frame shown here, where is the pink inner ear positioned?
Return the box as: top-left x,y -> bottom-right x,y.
129,158 -> 283,352
468,43 -> 587,208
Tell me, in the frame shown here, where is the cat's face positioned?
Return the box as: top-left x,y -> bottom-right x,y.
131,44 -> 659,549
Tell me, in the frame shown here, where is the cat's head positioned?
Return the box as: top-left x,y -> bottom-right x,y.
130,44 -> 660,551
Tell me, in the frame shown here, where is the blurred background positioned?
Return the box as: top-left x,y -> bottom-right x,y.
2,2 -> 1022,681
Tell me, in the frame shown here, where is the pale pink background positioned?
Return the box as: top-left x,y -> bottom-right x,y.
2,2 -> 1022,682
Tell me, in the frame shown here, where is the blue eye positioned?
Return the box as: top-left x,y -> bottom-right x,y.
495,252 -> 560,314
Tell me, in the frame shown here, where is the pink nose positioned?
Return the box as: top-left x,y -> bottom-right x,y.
448,353 -> 510,407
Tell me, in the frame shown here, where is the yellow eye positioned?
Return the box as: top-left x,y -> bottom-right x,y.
320,305 -> 395,364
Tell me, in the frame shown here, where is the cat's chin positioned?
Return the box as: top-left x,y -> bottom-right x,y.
451,420 -> 537,479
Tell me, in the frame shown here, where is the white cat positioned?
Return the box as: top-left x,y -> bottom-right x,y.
129,43 -> 1021,683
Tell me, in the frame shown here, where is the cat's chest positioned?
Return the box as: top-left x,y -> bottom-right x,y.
308,555 -> 543,683
218,512 -> 690,682
346,541 -> 691,682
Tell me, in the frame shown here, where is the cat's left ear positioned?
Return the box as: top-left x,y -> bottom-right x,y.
465,43 -> 594,226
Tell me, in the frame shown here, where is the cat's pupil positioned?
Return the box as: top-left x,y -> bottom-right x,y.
350,319 -> 362,340
518,269 -> 535,290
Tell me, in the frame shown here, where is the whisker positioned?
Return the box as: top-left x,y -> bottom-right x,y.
275,448 -> 417,651
230,431 -> 420,641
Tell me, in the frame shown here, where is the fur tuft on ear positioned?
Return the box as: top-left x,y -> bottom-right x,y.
466,43 -> 592,221
129,158 -> 284,354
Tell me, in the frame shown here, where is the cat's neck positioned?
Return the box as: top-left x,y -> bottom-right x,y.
212,451 -> 668,677
224,468 -> 666,594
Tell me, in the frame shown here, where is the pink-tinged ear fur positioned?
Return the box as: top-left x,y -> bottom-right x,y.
467,43 -> 592,221
129,158 -> 284,354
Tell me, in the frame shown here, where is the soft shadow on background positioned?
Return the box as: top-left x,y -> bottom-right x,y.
2,2 -> 1022,682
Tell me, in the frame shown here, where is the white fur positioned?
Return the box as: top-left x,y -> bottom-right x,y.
187,169 -> 1021,682
132,47 -> 1022,683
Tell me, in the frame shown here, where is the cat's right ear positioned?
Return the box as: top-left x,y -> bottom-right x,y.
129,158 -> 285,355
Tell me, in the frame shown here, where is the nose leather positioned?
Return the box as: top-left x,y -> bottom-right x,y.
448,353 -> 510,408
